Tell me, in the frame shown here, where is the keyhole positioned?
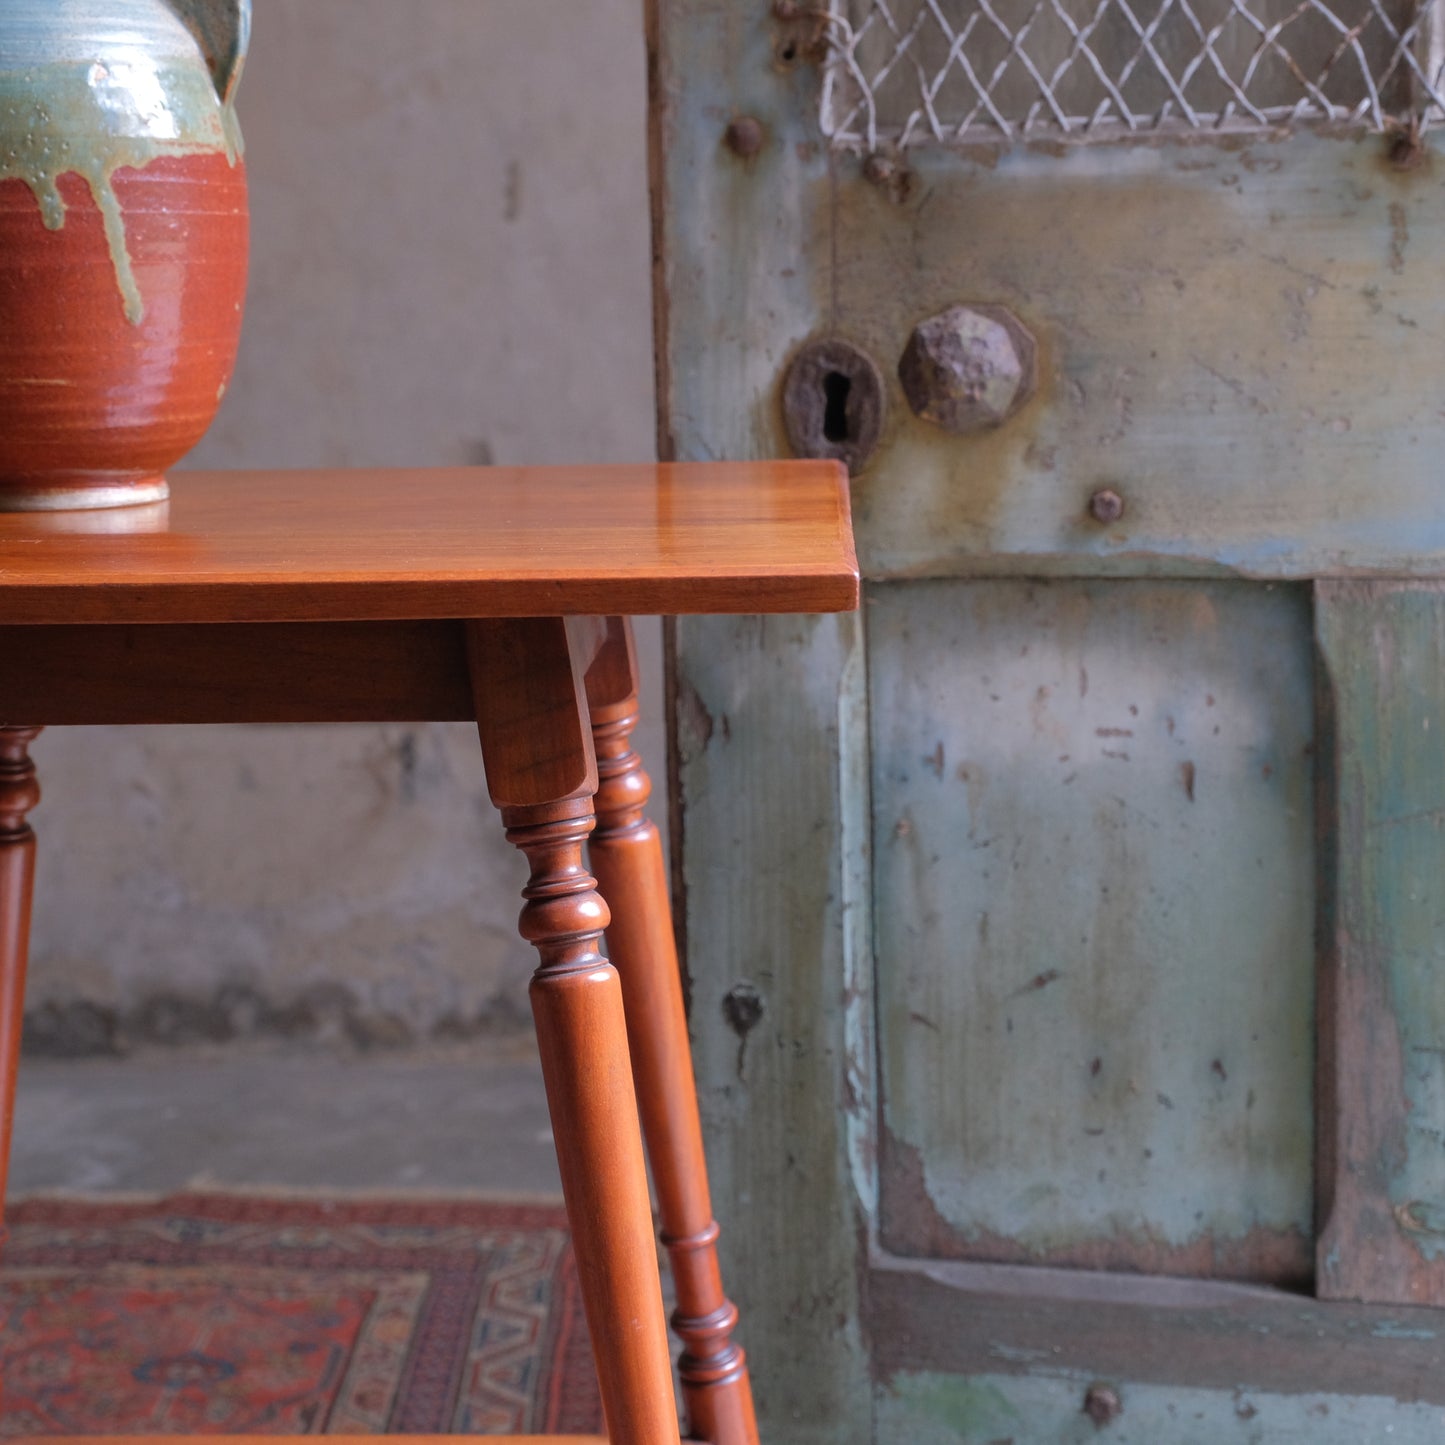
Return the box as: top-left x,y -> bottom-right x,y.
782,337 -> 884,472
822,371 -> 852,443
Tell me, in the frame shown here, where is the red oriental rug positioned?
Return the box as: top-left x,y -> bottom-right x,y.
0,1193 -> 603,1436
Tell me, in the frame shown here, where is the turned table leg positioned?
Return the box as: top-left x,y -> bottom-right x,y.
0,727 -> 40,1305
468,618 -> 680,1445
585,620 -> 758,1445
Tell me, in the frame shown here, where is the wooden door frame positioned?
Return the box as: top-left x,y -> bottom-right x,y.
648,3 -> 1445,1439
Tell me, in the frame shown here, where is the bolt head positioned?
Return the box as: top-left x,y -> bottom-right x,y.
899,304 -> 1036,434
1083,1383 -> 1122,1426
724,116 -> 765,158
1089,488 -> 1125,525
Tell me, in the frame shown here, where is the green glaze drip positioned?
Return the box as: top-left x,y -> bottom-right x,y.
0,58 -> 243,326
93,172 -> 143,324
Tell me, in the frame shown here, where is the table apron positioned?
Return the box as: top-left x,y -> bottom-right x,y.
0,621 -> 483,725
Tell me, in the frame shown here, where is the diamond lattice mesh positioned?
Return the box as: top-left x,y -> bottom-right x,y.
819,0 -> 1445,142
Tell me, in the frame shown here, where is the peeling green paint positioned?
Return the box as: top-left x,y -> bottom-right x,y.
1371,1320 -> 1437,1341
884,1376 -> 1024,1440
879,1371 -> 1445,1445
871,579 -> 1316,1280
1317,582 -> 1445,1299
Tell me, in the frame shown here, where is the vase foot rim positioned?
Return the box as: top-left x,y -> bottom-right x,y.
0,476 -> 171,512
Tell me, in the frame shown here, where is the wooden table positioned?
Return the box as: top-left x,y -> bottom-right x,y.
0,462 -> 858,1445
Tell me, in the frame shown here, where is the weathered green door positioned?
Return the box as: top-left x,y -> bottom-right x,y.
651,2 -> 1445,1440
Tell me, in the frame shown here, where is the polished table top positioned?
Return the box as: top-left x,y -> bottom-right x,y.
0,463 -> 857,624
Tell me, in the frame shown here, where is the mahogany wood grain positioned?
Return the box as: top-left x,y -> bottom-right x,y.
470,619 -> 680,1445
585,619 -> 758,1445
0,464 -> 858,625
0,728 -> 40,1429
468,618 -> 600,808
0,622 -> 476,725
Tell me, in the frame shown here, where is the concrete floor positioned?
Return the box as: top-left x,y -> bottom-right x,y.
8,1038 -> 562,1198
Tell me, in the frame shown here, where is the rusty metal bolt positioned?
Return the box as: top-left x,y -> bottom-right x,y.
862,152 -> 896,185
724,116 -> 765,159
1083,1383 -> 1123,1427
863,151 -> 913,204
898,304 -> 1037,435
1088,488 -> 1125,525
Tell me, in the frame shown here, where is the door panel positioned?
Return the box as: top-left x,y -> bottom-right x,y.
872,579 -> 1315,1282
650,0 -> 1445,1439
1317,581 -> 1445,1304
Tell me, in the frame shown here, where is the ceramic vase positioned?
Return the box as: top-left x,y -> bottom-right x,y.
0,0 -> 251,510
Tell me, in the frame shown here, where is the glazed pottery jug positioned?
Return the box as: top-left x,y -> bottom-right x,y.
0,0 -> 250,509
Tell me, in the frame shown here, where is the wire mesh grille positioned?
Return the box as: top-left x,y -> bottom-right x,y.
819,0 -> 1445,143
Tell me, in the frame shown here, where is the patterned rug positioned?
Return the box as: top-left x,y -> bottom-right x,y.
0,1193 -> 603,1436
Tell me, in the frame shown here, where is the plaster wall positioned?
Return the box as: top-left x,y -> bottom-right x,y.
24,0 -> 661,1054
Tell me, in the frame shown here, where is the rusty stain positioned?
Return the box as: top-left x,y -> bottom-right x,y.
723,115 -> 765,159
1386,120 -> 1427,173
925,741 -> 945,777
1181,759 -> 1197,801
1089,488 -> 1125,525
899,1066 -> 1317,1300
1212,1058 -> 1229,1081
1394,1200 -> 1445,1238
894,817 -> 913,838
1090,1057 -> 1103,1077
1026,439 -> 1059,470
677,679 -> 714,757
1083,1383 -> 1123,1427
862,150 -> 914,204
910,1011 -> 941,1032
1010,968 -> 1061,997
770,0 -> 830,66
1239,150 -> 1283,175
1389,201 -> 1409,274
1096,727 -> 1133,737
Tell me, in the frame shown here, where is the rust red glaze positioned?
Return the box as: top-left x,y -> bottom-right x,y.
0,152 -> 248,505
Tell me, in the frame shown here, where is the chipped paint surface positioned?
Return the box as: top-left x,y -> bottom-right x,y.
870,579 -> 1315,1278
669,611 -> 875,1445
878,1371 -> 1445,1444
653,0 -> 1445,1438
836,134 -> 1445,580
1317,582 -> 1445,1303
